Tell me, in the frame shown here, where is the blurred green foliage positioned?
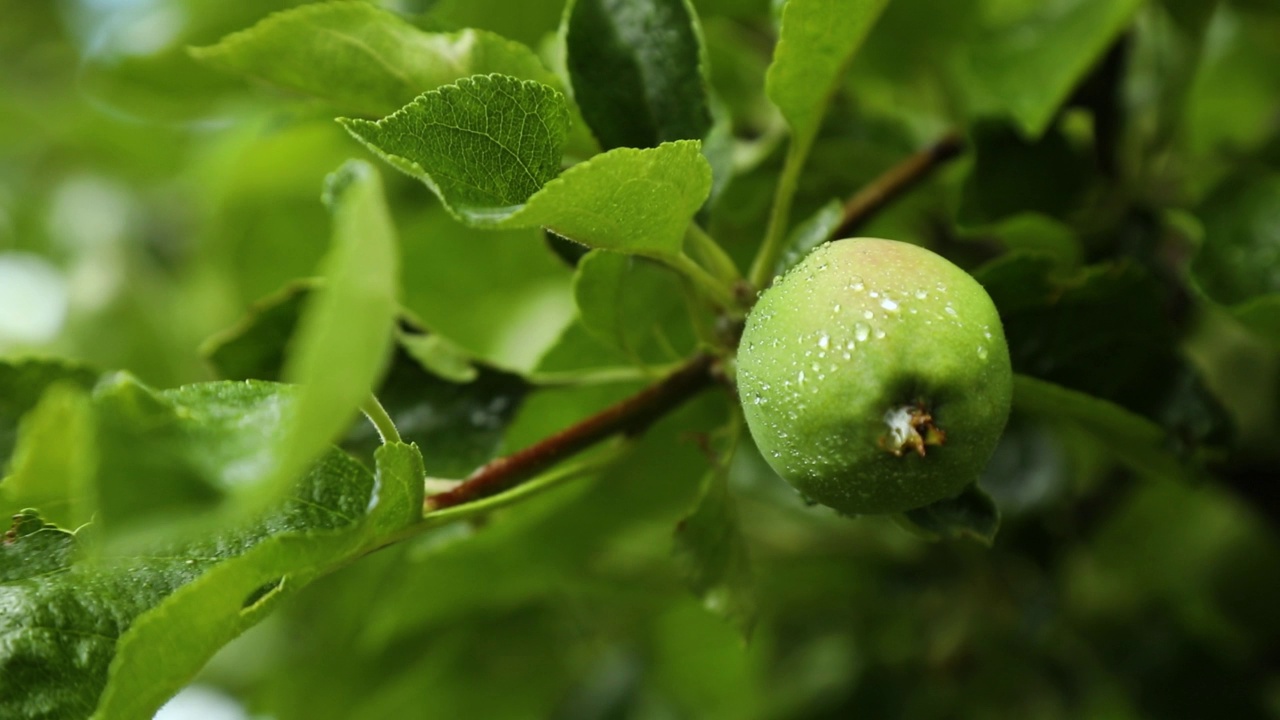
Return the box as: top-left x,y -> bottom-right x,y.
2,0 -> 1279,718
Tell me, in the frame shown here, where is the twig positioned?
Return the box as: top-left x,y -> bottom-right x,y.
425,353 -> 718,511
830,132 -> 965,241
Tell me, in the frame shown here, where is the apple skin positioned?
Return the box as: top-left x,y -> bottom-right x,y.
736,238 -> 1012,515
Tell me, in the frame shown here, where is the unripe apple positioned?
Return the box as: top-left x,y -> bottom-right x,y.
737,238 -> 1012,515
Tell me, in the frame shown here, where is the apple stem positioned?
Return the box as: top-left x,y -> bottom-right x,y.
881,402 -> 947,457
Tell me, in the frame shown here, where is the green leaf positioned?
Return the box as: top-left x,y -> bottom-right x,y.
428,0 -> 568,47
765,0 -> 891,153
1012,374 -> 1196,482
398,332 -> 480,384
344,344 -> 532,480
262,160 -> 400,510
345,82 -> 713,257
397,206 -> 577,370
1232,295 -> 1280,345
1192,170 -> 1280,344
0,359 -> 99,467
192,2 -> 566,118
1185,5 -> 1280,157
352,390 -> 727,656
0,440 -> 423,720
776,198 -> 843,275
564,0 -> 712,150
368,442 -> 425,534
1,384 -> 95,530
961,0 -> 1143,138
201,288 -> 535,482
959,213 -> 1084,268
978,254 -> 1233,450
509,140 -> 711,258
533,318 -> 640,374
340,74 -> 570,223
199,280 -> 316,383
897,482 -> 1001,546
673,468 -> 757,640
573,250 -> 697,361
90,377 -> 292,539
959,120 -> 1094,225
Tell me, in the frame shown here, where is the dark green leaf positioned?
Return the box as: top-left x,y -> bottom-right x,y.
202,287 -> 534,481
565,0 -> 712,150
959,213 -> 1084,268
1184,5 -> 1280,157
0,442 -> 420,720
959,120 -> 1094,225
776,198 -> 843,274
674,468 -> 757,639
0,359 -> 99,468
1013,374 -> 1196,482
1,384 -> 95,530
344,345 -> 532,480
897,482 -> 1000,546
199,280 -> 315,382
979,254 -> 1233,450
1232,295 -> 1280,345
960,0 -> 1143,138
1192,170 -> 1280,343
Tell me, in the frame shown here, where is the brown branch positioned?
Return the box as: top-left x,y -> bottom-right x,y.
830,131 -> 965,241
425,353 -> 719,512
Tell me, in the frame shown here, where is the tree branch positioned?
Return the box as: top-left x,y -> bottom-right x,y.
830,132 -> 965,241
425,353 -> 719,512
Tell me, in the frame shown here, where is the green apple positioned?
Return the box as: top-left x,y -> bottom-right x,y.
737,238 -> 1012,515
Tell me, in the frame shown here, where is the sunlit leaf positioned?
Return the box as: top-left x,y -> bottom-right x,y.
193,2 -> 566,117
573,250 -> 697,361
0,359 -> 99,467
1,384 -> 95,530
260,160 -> 400,510
340,75 -> 569,221
344,81 -> 712,258
202,287 -> 534,481
765,0 -> 891,153
674,467 -> 757,639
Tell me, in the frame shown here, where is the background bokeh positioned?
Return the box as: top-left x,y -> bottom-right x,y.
3,0 -> 1280,718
